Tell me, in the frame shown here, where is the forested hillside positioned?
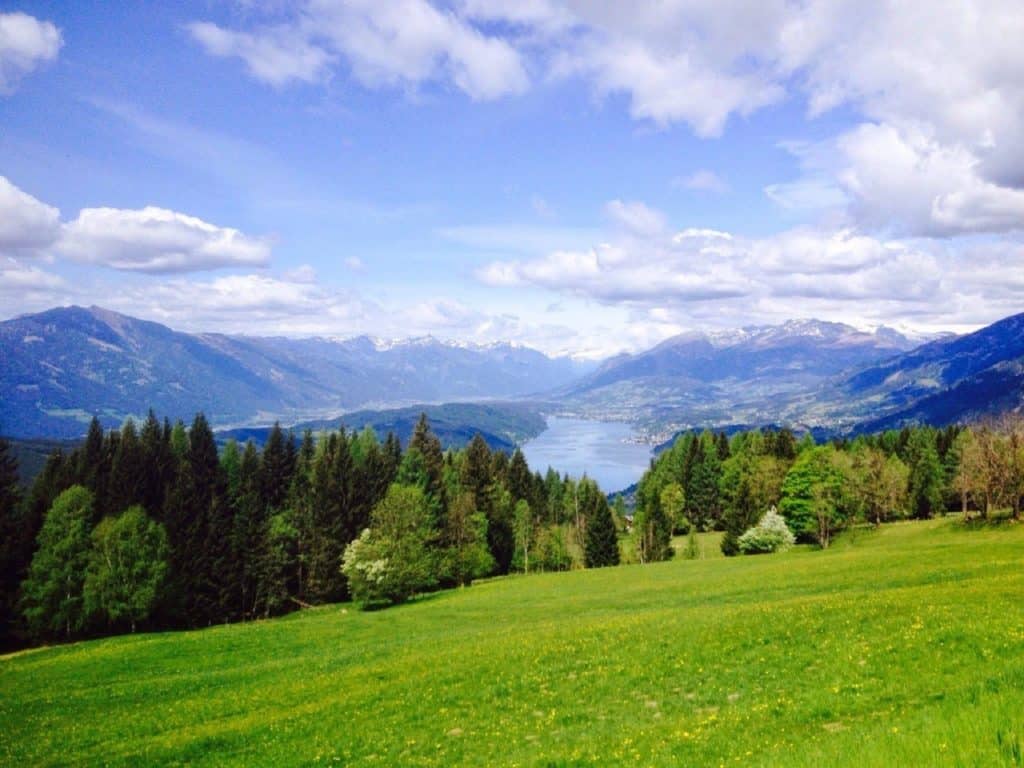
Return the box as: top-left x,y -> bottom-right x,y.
0,412 -> 616,649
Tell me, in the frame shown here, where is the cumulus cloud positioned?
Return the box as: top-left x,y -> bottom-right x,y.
188,0 -> 529,100
0,176 -> 61,256
476,199 -> 1024,335
0,12 -> 62,93
58,206 -> 272,273
187,1 -> 1024,238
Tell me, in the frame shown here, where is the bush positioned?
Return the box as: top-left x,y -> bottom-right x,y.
737,507 -> 795,555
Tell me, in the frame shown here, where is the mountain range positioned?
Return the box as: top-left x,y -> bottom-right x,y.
1,305 -> 1022,441
558,319 -> 925,434
0,306 -> 586,438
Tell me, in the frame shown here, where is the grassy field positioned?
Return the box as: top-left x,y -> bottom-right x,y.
3,517 -> 1024,767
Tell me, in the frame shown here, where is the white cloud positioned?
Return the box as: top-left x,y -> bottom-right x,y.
58,206 -> 272,273
604,199 -> 665,237
551,30 -> 784,137
187,21 -> 333,87
0,256 -> 65,293
774,123 -> 1024,236
673,170 -> 729,194
189,0 -> 528,100
0,12 -> 61,93
835,123 -> 1024,236
186,2 -> 1024,238
344,256 -> 365,272
0,176 -> 61,256
476,199 -> 1024,336
0,256 -> 68,316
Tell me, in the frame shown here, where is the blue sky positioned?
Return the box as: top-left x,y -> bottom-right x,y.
1,1 -> 1023,357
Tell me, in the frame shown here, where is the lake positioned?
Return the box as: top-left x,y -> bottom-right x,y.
520,416 -> 653,494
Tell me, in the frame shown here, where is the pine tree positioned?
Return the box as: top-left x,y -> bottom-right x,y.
687,433 -> 722,531
506,449 -> 533,504
583,484 -> 619,568
139,411 -> 173,518
460,434 -> 492,509
907,429 -> 944,519
0,434 -> 24,645
259,423 -> 294,511
108,418 -> 144,516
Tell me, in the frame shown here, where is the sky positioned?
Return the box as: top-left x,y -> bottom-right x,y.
1,1 -> 1023,358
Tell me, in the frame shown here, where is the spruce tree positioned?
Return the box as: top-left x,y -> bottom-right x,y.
0,435 -> 23,645
584,485 -> 619,568
907,429 -> 944,519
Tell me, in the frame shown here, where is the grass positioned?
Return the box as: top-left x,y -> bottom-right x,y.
3,517 -> 1024,766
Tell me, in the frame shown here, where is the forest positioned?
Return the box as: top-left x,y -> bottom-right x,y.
0,412 -> 618,649
632,416 -> 1024,562
3,410 -> 1024,651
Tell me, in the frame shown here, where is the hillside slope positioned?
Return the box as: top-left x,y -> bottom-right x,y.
3,518 -> 1023,767
829,311 -> 1024,430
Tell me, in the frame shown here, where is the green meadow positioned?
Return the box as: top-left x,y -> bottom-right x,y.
3,517 -> 1023,767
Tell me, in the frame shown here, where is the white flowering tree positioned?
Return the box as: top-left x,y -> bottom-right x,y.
737,506 -> 796,554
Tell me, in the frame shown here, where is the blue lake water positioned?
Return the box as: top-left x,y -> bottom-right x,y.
520,416 -> 653,494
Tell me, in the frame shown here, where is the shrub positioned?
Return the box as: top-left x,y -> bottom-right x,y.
737,507 -> 795,555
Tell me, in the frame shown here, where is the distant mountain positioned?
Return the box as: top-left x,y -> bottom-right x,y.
557,320 -> 919,430
0,306 -> 590,438
834,312 -> 1024,431
220,402 -> 548,453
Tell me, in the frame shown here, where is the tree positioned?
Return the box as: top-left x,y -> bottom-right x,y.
341,484 -> 437,608
0,434 -> 24,644
535,524 -> 572,571
850,447 -> 909,525
686,433 -> 722,530
907,429 -> 944,519
485,483 -> 516,574
442,491 -> 493,585
737,507 -> 795,554
779,446 -> 851,546
83,506 -> 168,633
635,484 -> 675,563
584,489 -> 620,568
21,486 -> 94,638
513,498 -> 534,573
720,454 -> 787,556
682,526 -> 700,560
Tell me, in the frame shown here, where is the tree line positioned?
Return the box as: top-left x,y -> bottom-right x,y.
634,416 -> 1024,560
0,412 -> 619,649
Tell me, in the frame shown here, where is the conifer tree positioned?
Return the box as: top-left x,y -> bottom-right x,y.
0,434 -> 23,645
583,483 -> 619,568
108,418 -> 144,516
907,429 -> 944,519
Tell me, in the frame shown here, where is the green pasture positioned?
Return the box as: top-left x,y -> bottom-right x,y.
3,517 -> 1023,766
